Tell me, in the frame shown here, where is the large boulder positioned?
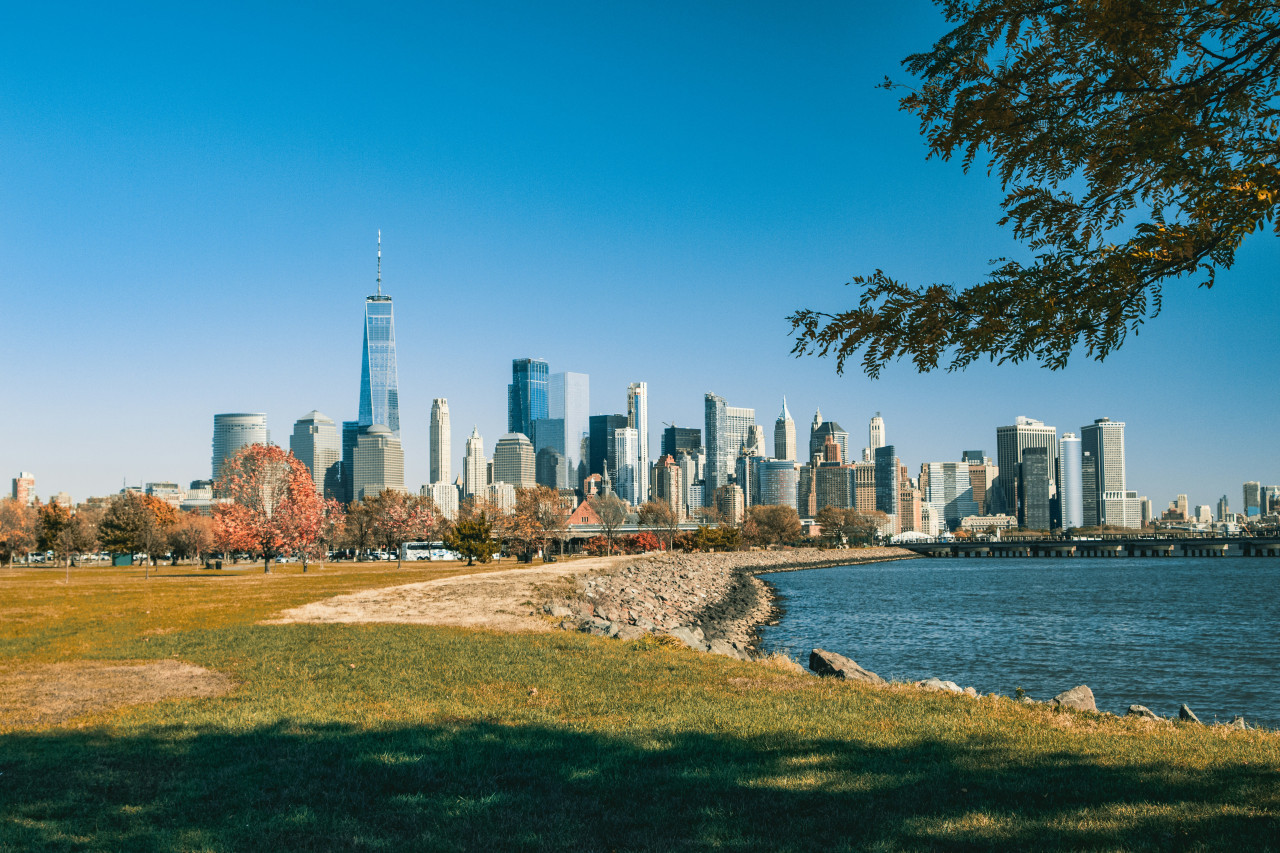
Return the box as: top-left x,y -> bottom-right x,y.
919,677 -> 963,693
708,639 -> 748,660
668,626 -> 707,650
1179,704 -> 1202,724
1052,685 -> 1097,712
1126,704 -> 1161,721
808,649 -> 885,684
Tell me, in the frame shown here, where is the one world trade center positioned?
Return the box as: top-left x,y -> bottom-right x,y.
357,231 -> 400,436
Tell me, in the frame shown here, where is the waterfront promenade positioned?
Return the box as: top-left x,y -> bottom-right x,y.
900,534 -> 1280,559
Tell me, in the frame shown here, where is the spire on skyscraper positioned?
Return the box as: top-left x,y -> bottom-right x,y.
376,229 -> 382,296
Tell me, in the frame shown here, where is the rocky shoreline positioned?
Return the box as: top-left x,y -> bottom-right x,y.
542,547 -> 915,659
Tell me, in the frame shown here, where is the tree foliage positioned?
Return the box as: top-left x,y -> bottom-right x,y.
638,500 -> 681,549
168,512 -> 215,563
792,1 -> 1280,375
447,513 -> 497,566
0,498 -> 38,566
99,492 -> 168,575
588,493 -> 629,555
213,444 -> 324,573
364,490 -> 434,568
815,507 -> 891,546
744,504 -> 803,546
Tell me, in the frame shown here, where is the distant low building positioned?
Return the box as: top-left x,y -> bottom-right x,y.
959,514 -> 1018,532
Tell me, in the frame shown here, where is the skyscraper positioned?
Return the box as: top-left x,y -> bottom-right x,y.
704,393 -> 755,506
774,398 -> 797,461
493,433 -> 536,487
1243,481 -> 1261,516
357,232 -> 400,436
869,412 -> 885,452
289,411 -> 341,498
661,426 -> 702,459
11,472 -> 35,505
588,414 -> 628,480
1021,447 -> 1053,530
808,417 -> 850,464
463,427 -> 485,499
535,447 -> 569,490
613,426 -> 641,505
1059,432 -> 1083,529
627,382 -> 649,504
430,398 -> 451,485
1218,494 -> 1230,522
995,416 -> 1059,527
874,445 -> 899,533
755,459 -> 801,512
508,358 -> 549,439
549,371 -> 589,483
341,420 -> 360,504
212,413 -> 269,481
352,425 -> 405,500
921,461 -> 977,531
1080,417 -> 1126,526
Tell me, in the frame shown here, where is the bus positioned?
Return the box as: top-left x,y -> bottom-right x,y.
399,541 -> 461,562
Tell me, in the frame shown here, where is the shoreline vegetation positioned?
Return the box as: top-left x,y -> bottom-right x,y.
2,554 -> 1278,850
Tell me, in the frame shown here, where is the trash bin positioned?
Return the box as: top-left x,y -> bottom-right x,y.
215,559 -> 223,571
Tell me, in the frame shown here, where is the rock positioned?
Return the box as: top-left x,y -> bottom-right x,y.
808,649 -> 885,684
919,677 -> 963,693
1126,705 -> 1161,721
1051,685 -> 1097,712
546,604 -> 573,619
1018,696 -> 1036,705
1229,716 -> 1247,729
668,627 -> 707,650
708,639 -> 747,660
963,686 -> 979,698
1179,704 -> 1202,724
615,625 -> 646,641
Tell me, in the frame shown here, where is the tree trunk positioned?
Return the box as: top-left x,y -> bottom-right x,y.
264,555 -> 271,573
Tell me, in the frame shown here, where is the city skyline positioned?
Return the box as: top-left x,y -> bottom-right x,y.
1,4 -> 1276,508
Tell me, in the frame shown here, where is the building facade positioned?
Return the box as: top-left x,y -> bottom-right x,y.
627,382 -> 649,504
874,445 -> 899,531
430,398 -> 451,485
463,426 -> 485,499
11,471 -> 35,505
704,393 -> 755,506
508,358 -> 549,439
1059,432 -> 1083,529
422,482 -> 460,520
661,426 -> 702,459
289,410 -> 341,499
809,417 -> 850,466
535,447 -> 569,491
1081,417 -> 1125,526
774,398 -> 797,461
995,416 -> 1059,528
352,425 -> 405,500
754,459 -> 801,511
1020,447 -> 1053,530
493,433 -> 536,488
920,461 -> 978,531
549,371 -> 590,484
212,413 -> 269,482
869,413 -> 885,453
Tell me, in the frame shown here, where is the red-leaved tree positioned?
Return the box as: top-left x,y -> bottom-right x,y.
213,444 -> 324,573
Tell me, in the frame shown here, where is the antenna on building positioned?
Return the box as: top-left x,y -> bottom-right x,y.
376,229 -> 382,296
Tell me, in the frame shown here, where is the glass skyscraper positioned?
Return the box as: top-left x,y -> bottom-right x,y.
508,358 -> 549,439
358,234 -> 400,436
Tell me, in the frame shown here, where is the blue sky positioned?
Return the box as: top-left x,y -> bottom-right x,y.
2,1 -> 1276,511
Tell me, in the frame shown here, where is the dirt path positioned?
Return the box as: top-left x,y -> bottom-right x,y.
267,555 -> 636,632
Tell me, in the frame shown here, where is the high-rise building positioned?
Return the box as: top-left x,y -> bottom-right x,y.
357,232 -> 400,437
962,450 -> 986,464
613,427 -> 641,505
704,393 -> 755,505
352,425 -> 405,501
1243,481 -> 1261,516
627,382 -> 649,504
422,482 -> 460,520
1020,447 -> 1053,530
212,413 -> 269,481
535,447 -> 569,490
463,426 -> 485,499
652,455 -> 685,520
483,483 -> 517,515
1081,417 -> 1125,526
774,398 -> 797,461
746,424 -> 767,458
493,433 -> 536,488
662,426 -> 702,459
869,413 -> 885,452
1103,490 -> 1143,529
874,445 -> 899,532
11,471 -> 35,505
1059,432 -> 1083,529
754,459 -> 801,511
1261,485 -> 1280,516
675,449 -> 703,517
508,358 -> 549,439
995,416 -> 1059,528
967,462 -> 996,516
1141,497 -> 1153,526
854,461 -> 876,512
809,415 -> 850,465
549,371 -> 589,483
430,398 -> 451,485
588,414 -> 628,481
1218,495 -> 1231,522
289,411 -> 341,499
921,462 -> 977,531
341,420 -> 360,504
1175,493 -> 1190,519
715,484 -> 745,524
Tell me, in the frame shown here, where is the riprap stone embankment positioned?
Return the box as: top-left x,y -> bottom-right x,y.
543,547 -> 915,659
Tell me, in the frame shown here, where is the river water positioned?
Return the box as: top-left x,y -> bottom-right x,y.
757,556 -> 1280,728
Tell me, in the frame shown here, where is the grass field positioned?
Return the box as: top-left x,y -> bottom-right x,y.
1,561 -> 1278,851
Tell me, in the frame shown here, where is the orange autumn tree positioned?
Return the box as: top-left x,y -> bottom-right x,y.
213,444 -> 324,573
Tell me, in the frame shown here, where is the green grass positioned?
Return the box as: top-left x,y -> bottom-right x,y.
2,564 -> 1278,851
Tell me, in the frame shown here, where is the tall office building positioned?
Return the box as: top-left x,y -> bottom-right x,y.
423,482 -> 460,520
1243,481 -> 1261,516
704,393 -> 756,506
341,420 -> 360,504
352,425 -> 405,500
357,232 -> 400,436
652,455 -> 685,520
430,398 -> 451,485
809,415 -> 850,465
11,472 -> 35,505
755,459 -> 801,512
1218,495 -> 1231,522
1021,447 -> 1053,530
626,382 -> 649,504
661,426 -> 702,459
921,462 -> 977,531
535,447 -> 569,490
549,371 -> 589,483
289,411 -> 341,498
1261,485 -> 1280,516
1059,432 -> 1084,529
588,414 -> 629,480
613,427 -> 641,505
212,413 -> 269,481
967,462 -> 996,515
1080,417 -> 1126,526
874,445 -> 899,533
995,416 -> 1059,527
493,433 -> 536,488
869,413 -> 885,452
463,426 -> 486,499
774,398 -> 797,461
508,358 -> 549,439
